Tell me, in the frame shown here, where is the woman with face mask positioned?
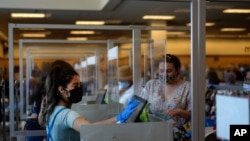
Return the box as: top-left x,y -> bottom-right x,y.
111,65 -> 134,107
139,54 -> 191,141
39,60 -> 139,141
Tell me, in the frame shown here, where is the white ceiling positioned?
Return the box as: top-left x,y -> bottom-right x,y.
0,0 -> 250,42
0,0 -> 110,10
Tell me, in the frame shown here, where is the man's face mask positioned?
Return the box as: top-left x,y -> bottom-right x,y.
118,81 -> 130,90
66,86 -> 83,103
159,74 -> 177,84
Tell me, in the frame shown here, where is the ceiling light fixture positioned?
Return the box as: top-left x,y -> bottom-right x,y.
11,13 -> 46,18
67,37 -> 87,40
186,22 -> 215,26
142,15 -> 175,20
70,30 -> 95,34
223,9 -> 250,13
220,28 -> 246,32
19,28 -> 45,30
75,21 -> 105,25
205,22 -> 216,27
21,33 -> 47,37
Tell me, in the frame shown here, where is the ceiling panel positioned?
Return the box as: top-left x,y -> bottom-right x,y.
0,0 -> 249,42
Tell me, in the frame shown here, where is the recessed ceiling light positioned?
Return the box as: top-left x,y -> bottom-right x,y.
75,21 -> 105,25
21,33 -> 47,37
220,28 -> 246,32
11,13 -> 46,18
142,15 -> 175,20
70,30 -> 95,34
205,23 -> 216,27
186,22 -> 215,26
21,31 -> 51,37
223,9 -> 250,13
67,37 -> 88,40
19,28 -> 45,30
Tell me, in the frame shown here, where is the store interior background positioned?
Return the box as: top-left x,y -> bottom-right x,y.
0,0 -> 250,73
0,0 -> 250,141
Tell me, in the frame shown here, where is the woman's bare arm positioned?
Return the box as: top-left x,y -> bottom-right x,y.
38,96 -> 46,126
72,116 -> 116,132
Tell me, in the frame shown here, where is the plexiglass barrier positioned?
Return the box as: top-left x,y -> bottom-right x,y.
21,46 -> 105,120
8,23 -> 184,141
10,39 -> 110,140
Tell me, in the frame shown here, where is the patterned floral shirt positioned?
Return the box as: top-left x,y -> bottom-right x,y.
139,79 -> 191,127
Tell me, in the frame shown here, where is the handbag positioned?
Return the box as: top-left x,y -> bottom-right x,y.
24,118 -> 43,130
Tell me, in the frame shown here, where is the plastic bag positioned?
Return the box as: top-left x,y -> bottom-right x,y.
139,103 -> 150,122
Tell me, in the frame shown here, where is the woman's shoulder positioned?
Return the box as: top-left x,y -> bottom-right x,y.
179,80 -> 191,90
55,106 -> 81,119
180,80 -> 190,86
146,79 -> 162,86
54,106 -> 75,114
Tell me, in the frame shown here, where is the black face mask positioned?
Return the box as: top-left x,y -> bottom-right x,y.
67,87 -> 83,103
159,74 -> 177,84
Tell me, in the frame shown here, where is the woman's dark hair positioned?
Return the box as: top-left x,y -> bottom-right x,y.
159,54 -> 181,73
41,60 -> 78,126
